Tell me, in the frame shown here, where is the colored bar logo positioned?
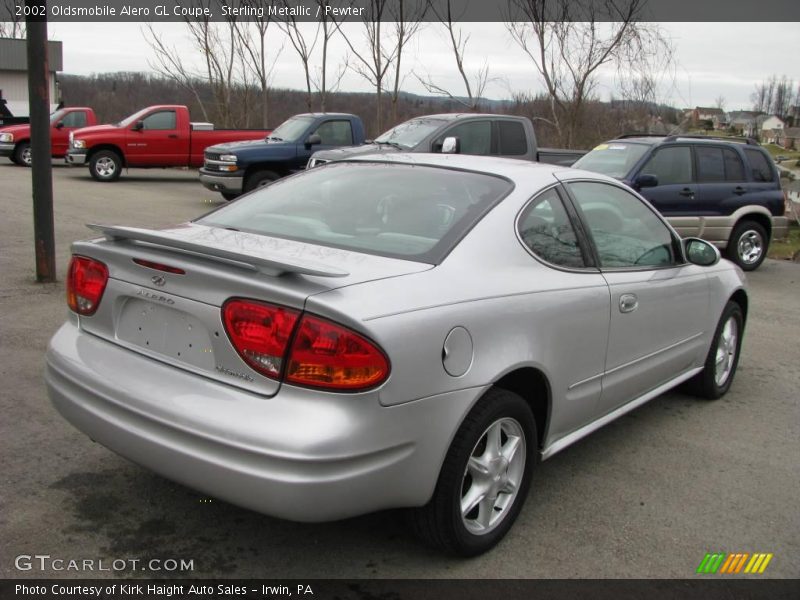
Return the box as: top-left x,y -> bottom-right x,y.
697,552 -> 773,574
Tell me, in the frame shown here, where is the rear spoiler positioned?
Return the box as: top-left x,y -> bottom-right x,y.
86,224 -> 349,278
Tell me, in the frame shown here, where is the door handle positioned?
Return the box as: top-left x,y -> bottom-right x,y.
619,293 -> 638,313
733,186 -> 746,195
168,134 -> 178,139
678,188 -> 694,198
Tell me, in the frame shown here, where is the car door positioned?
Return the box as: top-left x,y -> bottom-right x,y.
516,185 -> 611,441
563,179 -> 710,415
125,109 -> 187,166
52,110 -> 88,157
634,145 -> 700,238
431,120 -> 494,155
296,119 -> 355,168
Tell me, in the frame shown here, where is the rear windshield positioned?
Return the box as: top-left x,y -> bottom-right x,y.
573,142 -> 651,178
198,162 -> 513,263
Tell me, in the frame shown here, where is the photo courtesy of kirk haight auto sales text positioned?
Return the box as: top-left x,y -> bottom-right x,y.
14,584 -> 314,597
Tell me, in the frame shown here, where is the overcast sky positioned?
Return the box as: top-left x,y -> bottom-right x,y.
47,21 -> 799,112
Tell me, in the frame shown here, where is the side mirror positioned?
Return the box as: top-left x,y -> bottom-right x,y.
55,122 -> 64,130
132,120 -> 144,131
683,238 -> 720,267
635,174 -> 658,188
441,136 -> 460,154
306,133 -> 322,147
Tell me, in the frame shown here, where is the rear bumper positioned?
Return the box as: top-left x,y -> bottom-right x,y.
0,142 -> 14,157
65,150 -> 87,165
199,169 -> 243,194
45,321 -> 479,522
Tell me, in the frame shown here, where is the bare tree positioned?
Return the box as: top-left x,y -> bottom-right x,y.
715,95 -> 726,112
505,0 -> 674,148
277,6 -> 321,112
337,0 -> 398,133
387,0 -> 427,122
0,0 -> 25,38
416,0 -> 488,112
772,75 -> 794,119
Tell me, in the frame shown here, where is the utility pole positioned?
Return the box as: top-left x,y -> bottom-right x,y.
26,0 -> 56,282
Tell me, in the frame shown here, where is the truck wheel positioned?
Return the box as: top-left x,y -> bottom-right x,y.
726,220 -> 767,271
89,150 -> 122,182
409,388 -> 536,556
245,170 -> 279,192
13,142 -> 32,167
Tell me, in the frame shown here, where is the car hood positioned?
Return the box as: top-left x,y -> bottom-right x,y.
71,124 -> 117,137
0,124 -> 30,137
206,138 -> 289,153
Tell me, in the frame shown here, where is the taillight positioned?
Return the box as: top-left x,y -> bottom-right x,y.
286,314 -> 390,391
67,256 -> 109,316
133,258 -> 186,274
221,298 -> 390,391
222,299 -> 300,379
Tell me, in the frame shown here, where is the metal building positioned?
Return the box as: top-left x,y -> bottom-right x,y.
0,37 -> 63,120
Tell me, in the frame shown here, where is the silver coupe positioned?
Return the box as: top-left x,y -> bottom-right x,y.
45,154 -> 747,556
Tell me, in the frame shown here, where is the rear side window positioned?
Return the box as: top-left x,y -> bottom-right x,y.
639,146 -> 692,185
498,121 -> 527,155
198,163 -> 513,264
743,148 -> 775,182
518,187 -> 585,268
695,146 -> 746,182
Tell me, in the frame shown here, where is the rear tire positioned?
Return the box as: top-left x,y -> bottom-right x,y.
244,170 -> 279,193
726,220 -> 767,271
89,149 -> 122,182
685,301 -> 744,400
409,388 -> 536,556
13,142 -> 31,167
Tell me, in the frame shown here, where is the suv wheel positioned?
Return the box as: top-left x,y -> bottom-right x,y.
727,220 -> 767,271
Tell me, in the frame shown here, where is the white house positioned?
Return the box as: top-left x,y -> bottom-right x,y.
757,115 -> 785,144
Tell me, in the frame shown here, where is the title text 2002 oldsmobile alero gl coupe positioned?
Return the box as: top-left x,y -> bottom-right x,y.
45,154 -> 747,555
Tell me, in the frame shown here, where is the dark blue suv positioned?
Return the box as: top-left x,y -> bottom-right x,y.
573,135 -> 788,270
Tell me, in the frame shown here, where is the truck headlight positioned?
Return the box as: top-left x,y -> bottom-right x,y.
0,132 -> 13,143
219,154 -> 237,162
72,139 -> 86,149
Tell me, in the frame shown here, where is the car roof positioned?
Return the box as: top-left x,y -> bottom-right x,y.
341,152 -> 617,186
407,113 -> 525,121
608,135 -> 761,148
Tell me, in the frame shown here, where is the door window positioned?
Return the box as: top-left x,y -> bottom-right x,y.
60,111 -> 87,128
695,146 -> 746,182
518,187 -> 586,268
436,121 -> 492,155
142,111 -> 176,130
568,181 -> 679,268
743,148 -> 775,182
314,120 -> 353,145
639,146 -> 692,185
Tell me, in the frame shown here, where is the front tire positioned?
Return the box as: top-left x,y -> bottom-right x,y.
727,220 -> 767,271
244,170 -> 279,193
89,149 -> 122,182
409,388 -> 536,556
13,142 -> 32,167
686,301 -> 744,399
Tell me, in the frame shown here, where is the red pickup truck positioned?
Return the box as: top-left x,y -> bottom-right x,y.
0,107 -> 97,166
65,105 -> 271,182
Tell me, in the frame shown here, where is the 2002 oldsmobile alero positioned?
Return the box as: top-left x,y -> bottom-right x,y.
45,154 -> 747,555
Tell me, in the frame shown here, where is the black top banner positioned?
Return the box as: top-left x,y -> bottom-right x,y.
3,0 -> 800,23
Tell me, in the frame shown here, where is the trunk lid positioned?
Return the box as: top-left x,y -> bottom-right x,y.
72,223 -> 431,396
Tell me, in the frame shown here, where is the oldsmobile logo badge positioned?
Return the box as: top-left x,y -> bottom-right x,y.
151,275 -> 167,287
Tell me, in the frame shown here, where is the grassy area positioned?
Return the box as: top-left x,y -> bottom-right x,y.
768,223 -> 800,260
764,143 -> 800,161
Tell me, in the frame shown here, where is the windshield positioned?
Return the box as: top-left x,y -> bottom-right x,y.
116,107 -> 152,128
374,118 -> 446,149
268,116 -> 314,141
49,109 -> 66,125
573,142 -> 651,179
198,162 -> 512,263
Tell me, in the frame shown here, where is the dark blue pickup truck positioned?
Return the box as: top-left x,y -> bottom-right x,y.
199,113 -> 365,200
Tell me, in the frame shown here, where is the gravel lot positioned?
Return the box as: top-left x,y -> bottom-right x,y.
1,163 -> 798,579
